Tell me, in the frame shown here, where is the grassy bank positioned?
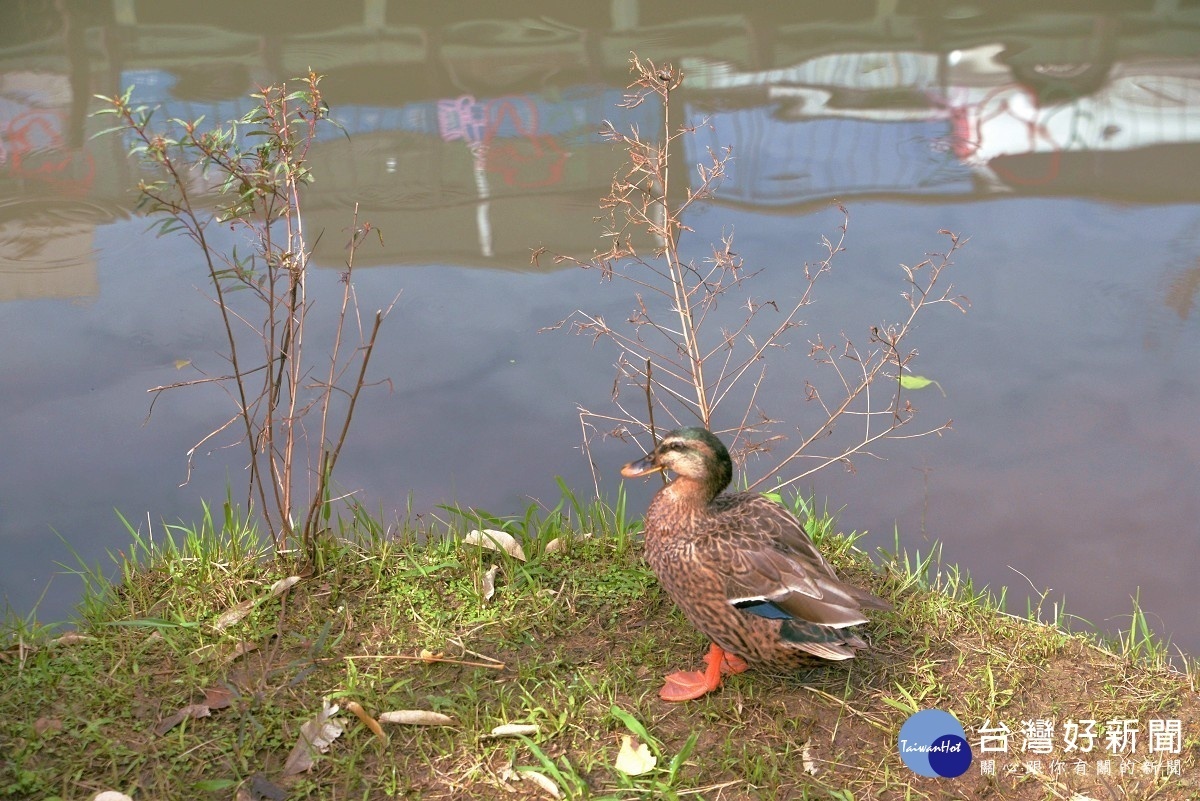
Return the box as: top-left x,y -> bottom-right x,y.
2,491 -> 1197,800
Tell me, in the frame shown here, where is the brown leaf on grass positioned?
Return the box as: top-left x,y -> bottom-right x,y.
522,770 -> 562,798
282,701 -> 344,776
500,766 -> 562,798
154,688 -> 233,735
463,529 -> 526,561
346,701 -> 386,739
269,575 -> 301,597
204,686 -> 234,710
49,632 -> 92,646
33,717 -> 63,737
212,598 -> 255,631
544,531 -> 591,556
378,710 -> 455,726
154,703 -> 212,736
486,723 -> 540,738
226,641 -> 258,663
210,577 -> 298,632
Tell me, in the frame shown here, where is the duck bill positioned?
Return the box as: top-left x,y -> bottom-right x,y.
621,454 -> 662,478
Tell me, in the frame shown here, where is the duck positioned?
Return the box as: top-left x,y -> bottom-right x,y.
621,427 -> 891,702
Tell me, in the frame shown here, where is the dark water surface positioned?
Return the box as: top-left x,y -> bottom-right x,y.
3,3 -> 1199,658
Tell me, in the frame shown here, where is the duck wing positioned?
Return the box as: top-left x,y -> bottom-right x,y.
710,493 -> 891,630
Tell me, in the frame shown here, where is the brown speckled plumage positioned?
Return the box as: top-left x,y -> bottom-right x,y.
624,427 -> 891,671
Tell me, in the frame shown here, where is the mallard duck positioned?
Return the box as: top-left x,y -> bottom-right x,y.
621,427 -> 891,701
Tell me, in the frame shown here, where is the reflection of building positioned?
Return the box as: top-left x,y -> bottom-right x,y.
107,74 -> 656,267
0,71 -> 104,300
948,49 -> 1200,202
4,2 -> 1200,295
683,39 -> 1200,208
0,215 -> 98,300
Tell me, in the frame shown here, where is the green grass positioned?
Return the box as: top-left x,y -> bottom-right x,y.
2,487 -> 1197,800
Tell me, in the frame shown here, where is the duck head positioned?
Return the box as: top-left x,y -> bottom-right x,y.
620,427 -> 734,497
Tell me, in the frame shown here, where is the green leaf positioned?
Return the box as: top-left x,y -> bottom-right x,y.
899,374 -> 933,389
89,125 -> 128,140
195,779 -> 238,792
899,374 -> 946,397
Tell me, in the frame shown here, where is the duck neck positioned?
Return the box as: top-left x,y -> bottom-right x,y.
660,475 -> 718,512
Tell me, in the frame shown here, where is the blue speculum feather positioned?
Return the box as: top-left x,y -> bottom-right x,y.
734,599 -> 792,620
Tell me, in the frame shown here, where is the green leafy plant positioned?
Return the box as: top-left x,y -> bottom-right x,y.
94,73 -> 395,559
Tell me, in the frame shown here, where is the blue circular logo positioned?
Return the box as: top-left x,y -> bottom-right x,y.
898,710 -> 973,778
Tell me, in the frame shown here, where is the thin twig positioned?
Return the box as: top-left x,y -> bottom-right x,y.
340,654 -> 506,670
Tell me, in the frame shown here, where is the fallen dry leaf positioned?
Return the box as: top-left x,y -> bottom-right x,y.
801,740 -> 818,775
544,532 -> 592,556
346,701 -> 386,739
269,575 -> 301,597
463,529 -> 526,561
481,564 -> 499,601
282,701 -> 344,776
379,709 -> 455,726
486,723 -> 540,738
500,766 -> 561,798
203,686 -> 234,710
48,632 -> 92,647
614,734 -> 657,775
225,640 -> 258,663
154,703 -> 212,736
212,599 -> 255,631
523,770 -> 562,798
33,717 -> 63,737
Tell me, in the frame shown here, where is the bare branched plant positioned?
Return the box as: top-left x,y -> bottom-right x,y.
95,73 -> 395,559
538,55 -> 969,494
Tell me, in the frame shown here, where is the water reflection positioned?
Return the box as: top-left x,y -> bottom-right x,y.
2,3 -> 1199,659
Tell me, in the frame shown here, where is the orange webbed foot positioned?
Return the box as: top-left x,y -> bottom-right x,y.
713,649 -> 748,676
659,669 -> 717,701
659,643 -> 746,702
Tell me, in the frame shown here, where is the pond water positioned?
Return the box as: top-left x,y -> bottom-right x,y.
3,2 -> 1199,660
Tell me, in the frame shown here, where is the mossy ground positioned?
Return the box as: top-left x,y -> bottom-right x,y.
2,497 -> 1197,800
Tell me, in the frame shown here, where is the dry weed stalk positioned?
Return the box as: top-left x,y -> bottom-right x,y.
538,55 -> 968,494
97,74 -> 395,557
